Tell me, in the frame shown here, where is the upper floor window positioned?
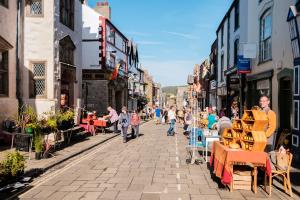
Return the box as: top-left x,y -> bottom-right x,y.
260,9 -> 272,62
289,19 -> 300,59
0,51 -> 9,96
108,29 -> 115,45
60,0 -> 74,30
234,1 -> 240,30
27,0 -> 43,17
234,39 -> 239,66
0,0 -> 8,8
59,36 -> 75,65
220,54 -> 224,82
221,26 -> 224,47
227,14 -> 231,66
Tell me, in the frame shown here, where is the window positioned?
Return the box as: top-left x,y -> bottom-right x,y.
221,26 -> 224,47
234,39 -> 239,66
227,15 -> 230,66
295,66 -> 299,96
289,19 -> 300,59
30,62 -> 46,98
108,30 -> 115,45
260,9 -> 272,62
27,0 -> 43,17
0,51 -> 8,96
59,36 -> 75,65
60,0 -> 74,30
294,100 -> 299,130
234,1 -> 239,30
0,0 -> 8,8
221,54 -> 224,82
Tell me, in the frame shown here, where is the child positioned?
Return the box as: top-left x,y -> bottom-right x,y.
131,110 -> 141,138
119,106 -> 130,143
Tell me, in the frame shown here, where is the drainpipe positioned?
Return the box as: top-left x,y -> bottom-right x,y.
16,0 -> 23,112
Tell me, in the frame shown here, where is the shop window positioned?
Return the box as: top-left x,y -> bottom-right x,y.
27,0 -> 43,17
292,134 -> 299,147
294,100 -> 299,130
0,51 -> 8,96
60,0 -> 74,30
259,9 -> 272,62
295,66 -> 299,96
234,39 -> 239,66
234,1 -> 239,31
220,54 -> 224,82
0,0 -> 8,8
30,62 -> 46,98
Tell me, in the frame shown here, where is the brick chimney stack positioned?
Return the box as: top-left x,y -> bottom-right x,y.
94,1 -> 111,20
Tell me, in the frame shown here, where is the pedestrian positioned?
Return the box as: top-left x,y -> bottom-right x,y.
131,110 -> 141,138
104,106 -> 119,133
167,106 -> 176,136
163,108 -> 168,124
119,106 -> 130,143
259,95 -> 276,152
208,108 -> 218,130
184,108 -> 193,135
155,106 -> 161,124
216,116 -> 232,135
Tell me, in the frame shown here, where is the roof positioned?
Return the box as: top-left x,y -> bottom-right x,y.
104,18 -> 128,41
0,35 -> 13,50
216,0 -> 238,33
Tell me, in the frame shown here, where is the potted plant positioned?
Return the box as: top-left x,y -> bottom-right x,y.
25,123 -> 37,135
1,151 -> 25,178
34,134 -> 43,160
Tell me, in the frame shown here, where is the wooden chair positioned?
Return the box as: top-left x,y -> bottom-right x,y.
264,151 -> 293,197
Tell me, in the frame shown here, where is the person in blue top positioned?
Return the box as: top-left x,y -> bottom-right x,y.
207,107 -> 218,129
155,106 -> 161,124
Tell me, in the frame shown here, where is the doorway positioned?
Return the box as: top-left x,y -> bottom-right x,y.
115,90 -> 122,113
279,77 -> 292,130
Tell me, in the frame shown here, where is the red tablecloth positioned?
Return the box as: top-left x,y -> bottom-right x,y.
210,141 -> 271,185
94,119 -> 107,127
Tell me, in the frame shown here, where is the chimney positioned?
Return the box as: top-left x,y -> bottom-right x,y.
94,1 -> 111,20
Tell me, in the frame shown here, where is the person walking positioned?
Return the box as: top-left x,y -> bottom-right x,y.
184,108 -> 193,135
259,95 -> 276,152
167,106 -> 176,136
119,106 -> 130,143
155,106 -> 161,124
131,110 -> 141,138
104,106 -> 119,133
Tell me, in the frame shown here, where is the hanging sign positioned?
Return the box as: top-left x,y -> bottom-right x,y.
237,55 -> 251,74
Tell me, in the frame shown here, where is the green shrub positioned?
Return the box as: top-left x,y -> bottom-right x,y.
1,151 -> 25,177
34,134 -> 44,153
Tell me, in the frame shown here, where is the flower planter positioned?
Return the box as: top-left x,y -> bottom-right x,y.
35,152 -> 42,160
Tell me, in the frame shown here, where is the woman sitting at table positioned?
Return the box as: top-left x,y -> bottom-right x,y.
104,106 -> 119,133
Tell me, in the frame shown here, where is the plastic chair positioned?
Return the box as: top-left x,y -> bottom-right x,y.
264,151 -> 293,197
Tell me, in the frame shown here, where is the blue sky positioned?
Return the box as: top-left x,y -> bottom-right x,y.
89,0 -> 232,86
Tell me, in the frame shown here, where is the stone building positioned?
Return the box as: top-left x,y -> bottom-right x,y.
82,2 -> 128,114
176,86 -> 188,109
0,0 -> 20,122
22,0 -> 83,115
144,70 -> 154,108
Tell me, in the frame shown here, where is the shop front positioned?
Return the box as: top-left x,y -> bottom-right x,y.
246,70 -> 273,109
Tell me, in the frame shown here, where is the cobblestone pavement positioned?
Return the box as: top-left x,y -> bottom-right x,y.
18,122 -> 298,200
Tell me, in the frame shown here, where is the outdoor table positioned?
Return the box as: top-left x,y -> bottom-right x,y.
1,131 -> 33,160
202,134 -> 220,162
210,141 -> 271,193
94,118 -> 107,133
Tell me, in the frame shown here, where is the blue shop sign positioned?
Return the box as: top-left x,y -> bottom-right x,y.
237,55 -> 251,74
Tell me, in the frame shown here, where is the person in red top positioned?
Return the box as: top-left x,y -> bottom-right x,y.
131,110 -> 141,138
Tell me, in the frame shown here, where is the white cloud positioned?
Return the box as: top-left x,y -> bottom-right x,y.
136,40 -> 164,45
163,31 -> 199,40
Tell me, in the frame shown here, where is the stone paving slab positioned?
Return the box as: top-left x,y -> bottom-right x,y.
17,122 -> 299,200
